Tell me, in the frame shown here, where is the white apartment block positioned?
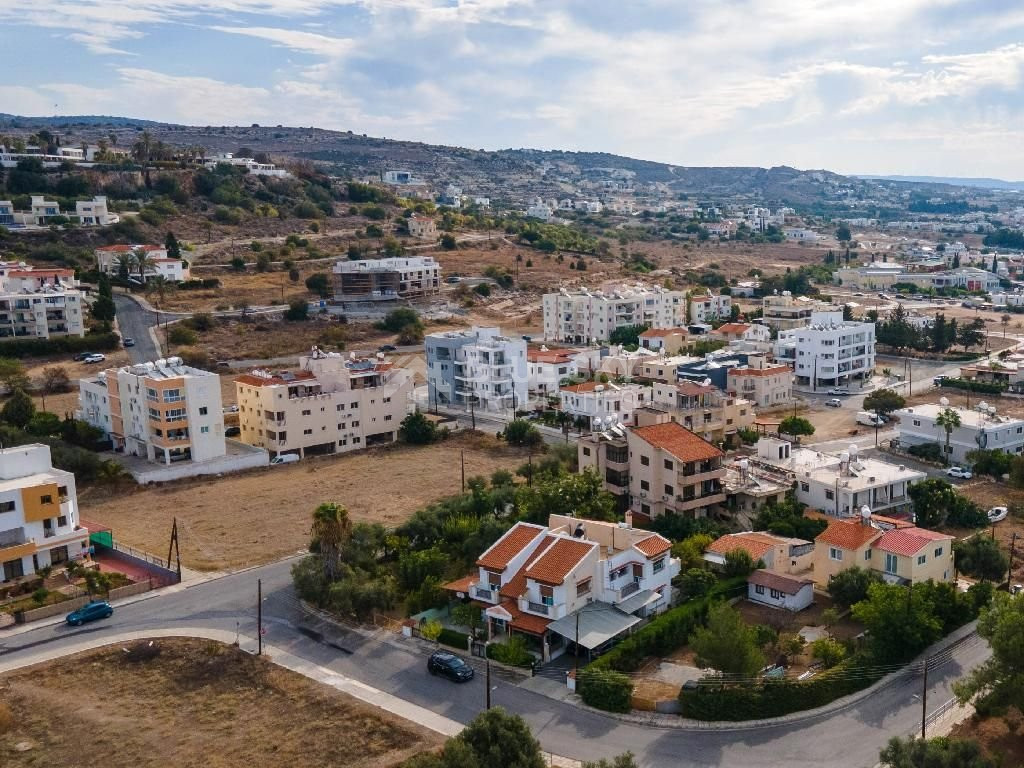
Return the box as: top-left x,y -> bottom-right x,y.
0,264 -> 85,340
543,285 -> 687,343
559,381 -> 649,429
0,444 -> 89,583
333,256 -> 440,302
688,290 -> 732,323
79,357 -> 226,466
897,402 -> 1024,465
0,195 -> 117,227
761,293 -> 832,330
753,438 -> 924,518
774,311 -> 875,389
527,347 -> 579,395
446,516 -> 679,660
203,153 -> 291,177
236,349 -> 413,459
426,327 -> 528,412
95,244 -> 191,282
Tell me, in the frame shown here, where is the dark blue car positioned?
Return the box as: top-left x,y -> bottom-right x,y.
66,600 -> 113,626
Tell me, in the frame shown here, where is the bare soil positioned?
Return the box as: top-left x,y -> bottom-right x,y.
78,432 -> 533,570
951,710 -> 1024,767
0,637 -> 440,768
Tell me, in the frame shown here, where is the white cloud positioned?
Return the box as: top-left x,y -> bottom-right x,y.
211,26 -> 355,57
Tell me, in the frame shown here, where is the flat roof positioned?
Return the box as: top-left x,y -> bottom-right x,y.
899,403 -> 1024,428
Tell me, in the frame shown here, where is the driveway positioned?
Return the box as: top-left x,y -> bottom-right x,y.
0,557 -> 989,768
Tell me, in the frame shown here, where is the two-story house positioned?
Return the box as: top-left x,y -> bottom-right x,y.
444,515 -> 679,661
650,379 -> 755,444
704,531 -> 814,575
559,381 -> 648,429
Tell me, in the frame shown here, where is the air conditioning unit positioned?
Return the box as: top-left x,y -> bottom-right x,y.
639,491 -> 647,498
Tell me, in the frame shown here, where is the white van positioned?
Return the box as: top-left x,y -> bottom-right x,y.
270,454 -> 300,465
856,411 -> 885,427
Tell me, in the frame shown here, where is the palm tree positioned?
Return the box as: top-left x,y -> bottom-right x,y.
133,247 -> 152,284
311,503 -> 351,581
935,407 -> 961,466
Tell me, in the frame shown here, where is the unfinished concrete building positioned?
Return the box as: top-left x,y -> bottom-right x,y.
332,256 -> 441,302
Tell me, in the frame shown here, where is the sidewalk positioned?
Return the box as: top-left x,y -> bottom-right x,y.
0,627 -> 581,768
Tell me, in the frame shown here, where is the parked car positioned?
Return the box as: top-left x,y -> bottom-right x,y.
878,293 -> 889,299
378,344 -> 398,352
933,375 -> 947,386
946,466 -> 973,479
83,353 -> 106,364
427,651 -> 475,682
66,600 -> 113,626
122,337 -> 135,347
225,426 -> 241,437
827,387 -> 850,396
987,506 -> 1009,523
216,360 -> 231,368
1011,584 -> 1024,595
852,292 -> 865,297
72,352 -> 92,362
856,411 -> 885,427
270,454 -> 300,466
223,405 -> 239,413
825,398 -> 842,408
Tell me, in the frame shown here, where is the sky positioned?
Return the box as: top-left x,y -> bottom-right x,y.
2,0 -> 1024,178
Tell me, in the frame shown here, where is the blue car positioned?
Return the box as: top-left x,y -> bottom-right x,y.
66,600 -> 113,626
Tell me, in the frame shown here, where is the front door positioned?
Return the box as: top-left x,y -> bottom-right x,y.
3,558 -> 25,581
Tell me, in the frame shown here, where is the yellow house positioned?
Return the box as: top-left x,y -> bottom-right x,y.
813,517 -> 954,588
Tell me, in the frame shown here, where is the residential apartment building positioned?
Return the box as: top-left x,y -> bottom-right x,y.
774,311 -> 875,389
332,256 -> 441,302
444,515 -> 679,660
0,195 -> 117,227
542,285 -> 687,343
526,347 -> 579,396
94,244 -> 191,282
235,349 -> 412,459
813,513 -> 954,588
726,356 -> 793,408
559,381 -> 649,429
752,438 -> 924,518
704,531 -> 813,575
638,327 -> 688,355
0,444 -> 89,584
75,196 -> 117,226
897,403 -> 1024,465
650,379 -> 755,444
688,290 -> 732,324
0,264 -> 85,340
79,357 -> 227,466
761,293 -> 832,330
634,355 -> 695,384
0,201 -> 14,226
426,327 -> 528,412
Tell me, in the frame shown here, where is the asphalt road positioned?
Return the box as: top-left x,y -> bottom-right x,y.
0,558 -> 989,768
113,293 -> 160,363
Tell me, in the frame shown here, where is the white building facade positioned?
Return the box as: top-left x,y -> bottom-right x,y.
897,403 -> 1024,465
0,265 -> 85,340
774,311 -> 876,389
426,327 -> 528,412
559,381 -> 649,429
543,286 -> 687,343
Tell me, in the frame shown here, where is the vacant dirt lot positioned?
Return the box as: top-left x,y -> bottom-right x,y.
0,638 -> 439,768
79,432 -> 532,570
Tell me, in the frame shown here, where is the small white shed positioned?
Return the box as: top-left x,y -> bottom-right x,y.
747,569 -> 814,612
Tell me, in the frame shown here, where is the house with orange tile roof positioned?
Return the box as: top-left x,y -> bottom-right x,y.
650,378 -> 755,444
704,531 -> 813,575
812,511 -> 953,588
443,513 -> 680,661
235,347 -> 412,460
95,244 -> 191,283
639,327 -> 688,355
559,380 -> 649,429
726,355 -> 793,408
526,346 -> 580,395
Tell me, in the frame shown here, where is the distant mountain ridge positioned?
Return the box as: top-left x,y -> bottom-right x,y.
857,174 -> 1024,192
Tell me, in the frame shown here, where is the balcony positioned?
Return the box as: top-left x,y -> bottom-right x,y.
619,581 -> 640,599
526,601 -> 551,616
472,585 -> 495,601
0,538 -> 36,561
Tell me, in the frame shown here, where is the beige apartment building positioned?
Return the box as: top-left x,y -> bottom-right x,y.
726,356 -> 793,408
235,349 -> 412,459
761,293 -> 831,330
650,379 -> 755,444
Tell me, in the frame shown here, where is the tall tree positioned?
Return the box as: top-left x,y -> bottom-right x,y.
935,407 -> 962,464
1,388 -> 35,428
954,536 -> 1009,582
310,502 -> 352,581
691,603 -> 765,676
957,319 -> 985,352
954,592 -> 1024,711
863,389 -> 906,419
852,582 -> 943,662
165,231 -> 182,260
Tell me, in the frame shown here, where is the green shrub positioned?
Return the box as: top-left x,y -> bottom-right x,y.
487,635 -> 533,667
939,378 -> 1005,394
577,668 -> 633,712
168,326 -> 197,346
907,443 -> 943,462
0,332 -> 120,359
437,627 -> 470,650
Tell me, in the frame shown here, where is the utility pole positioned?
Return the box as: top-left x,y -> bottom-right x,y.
528,451 -> 533,487
921,656 -> 929,739
257,578 -> 263,656
1007,532 -> 1018,583
470,395 -> 476,430
486,650 -> 492,710
574,610 -> 580,680
461,450 -> 466,493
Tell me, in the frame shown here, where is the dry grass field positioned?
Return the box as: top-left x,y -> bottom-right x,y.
78,432 -> 532,571
0,638 -> 440,768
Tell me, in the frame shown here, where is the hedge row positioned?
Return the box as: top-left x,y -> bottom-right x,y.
678,655 -> 881,721
0,332 -> 121,358
577,668 -> 633,713
939,378 -> 1006,394
179,278 -> 221,290
437,627 -> 469,650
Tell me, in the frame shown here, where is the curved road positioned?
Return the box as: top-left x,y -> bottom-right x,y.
0,558 -> 988,768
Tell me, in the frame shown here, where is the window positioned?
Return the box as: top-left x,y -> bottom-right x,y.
353,437 -> 361,444
640,480 -> 650,491
934,546 -> 944,557
885,552 -> 898,574
163,388 -> 183,403
146,387 -> 158,401
0,501 -> 15,513
640,455 -> 650,466
917,554 -> 927,565
576,578 -> 591,596
653,558 -> 665,573
303,428 -> 313,435
57,515 -> 67,527
352,420 -> 360,427
199,407 -> 208,416
302,409 -> 311,416
829,547 -> 843,561
201,426 -> 210,434
540,585 -> 554,606
664,459 -> 673,470
385,415 -> 392,421
40,494 -> 53,505
664,484 -> 673,496
755,584 -> 765,595
350,402 -> 359,409
913,419 -> 921,427
337,404 -> 345,411
583,447 -> 591,457
801,482 -> 809,492
641,503 -> 651,516
864,549 -> 872,561
770,589 -> 782,599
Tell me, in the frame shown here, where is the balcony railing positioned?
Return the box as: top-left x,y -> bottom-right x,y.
473,586 -> 494,601
620,581 -> 640,599
527,601 -> 551,615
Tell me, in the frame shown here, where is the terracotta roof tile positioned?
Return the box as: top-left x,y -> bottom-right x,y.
499,535 -> 556,599
631,422 -> 723,463
715,323 -> 751,335
560,381 -> 604,394
675,381 -> 715,396
524,537 -> 595,585
234,370 -> 319,388
729,365 -> 792,378
875,527 -> 952,557
442,575 -> 475,594
815,519 -> 883,551
748,569 -> 812,594
527,349 -> 575,364
639,327 -> 688,338
634,534 -> 672,558
504,601 -> 551,636
707,533 -> 775,560
476,522 -> 546,571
